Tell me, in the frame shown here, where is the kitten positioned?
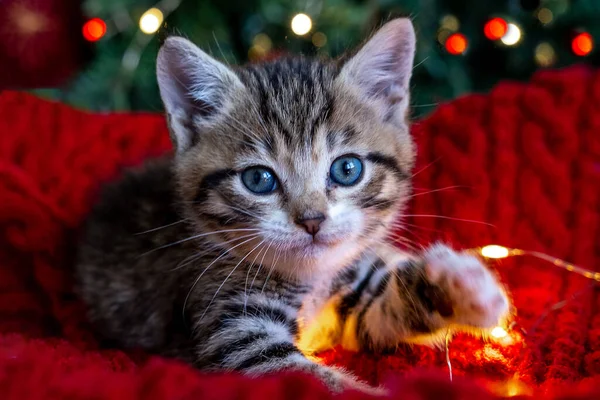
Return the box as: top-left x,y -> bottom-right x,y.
75,18 -> 510,394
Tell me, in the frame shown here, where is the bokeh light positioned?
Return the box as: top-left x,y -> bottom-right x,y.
82,18 -> 106,42
312,32 -> 327,48
572,32 -> 593,56
535,42 -> 556,67
481,245 -> 510,259
139,8 -> 164,34
537,8 -> 553,25
445,33 -> 468,55
484,18 -> 508,40
500,23 -> 522,46
291,13 -> 312,36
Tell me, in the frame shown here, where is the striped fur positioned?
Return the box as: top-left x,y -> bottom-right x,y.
75,19 -> 510,394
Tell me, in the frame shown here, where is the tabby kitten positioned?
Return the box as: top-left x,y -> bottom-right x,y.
75,18 -> 510,394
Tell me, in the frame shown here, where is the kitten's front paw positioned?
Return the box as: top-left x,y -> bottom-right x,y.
423,244 -> 510,329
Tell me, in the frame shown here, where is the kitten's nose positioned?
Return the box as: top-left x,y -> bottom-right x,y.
295,212 -> 326,236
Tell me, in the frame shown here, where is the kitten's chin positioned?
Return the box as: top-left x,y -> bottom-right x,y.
274,240 -> 366,282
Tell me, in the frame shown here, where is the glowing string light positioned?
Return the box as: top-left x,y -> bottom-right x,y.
441,243 -> 599,383
139,8 -> 164,34
500,23 -> 522,46
445,328 -> 453,381
478,244 -> 600,281
445,33 -> 468,55
537,8 -> 553,25
490,326 -> 508,338
481,245 -> 510,259
291,13 -> 312,36
484,18 -> 508,41
572,32 -> 594,56
535,42 -> 556,68
82,18 -> 106,42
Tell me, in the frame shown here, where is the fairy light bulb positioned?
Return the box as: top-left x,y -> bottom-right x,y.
291,13 -> 312,36
481,245 -> 510,259
501,23 -> 522,46
484,17 -> 508,41
491,326 -> 508,338
139,8 -> 164,34
82,18 -> 106,42
445,33 -> 468,55
572,32 -> 593,56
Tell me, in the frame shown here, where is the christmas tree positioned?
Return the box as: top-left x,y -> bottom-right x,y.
28,0 -> 600,117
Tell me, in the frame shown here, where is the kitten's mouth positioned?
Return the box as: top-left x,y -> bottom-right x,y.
299,234 -> 344,249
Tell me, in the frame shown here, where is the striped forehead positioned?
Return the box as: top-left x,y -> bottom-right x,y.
237,58 -> 337,152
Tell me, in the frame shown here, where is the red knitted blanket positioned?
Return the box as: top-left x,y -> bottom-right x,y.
1,66 -> 600,399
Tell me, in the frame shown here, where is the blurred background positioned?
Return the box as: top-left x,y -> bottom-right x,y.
2,0 -> 599,117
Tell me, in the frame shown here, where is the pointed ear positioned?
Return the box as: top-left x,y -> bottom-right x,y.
157,37 -> 244,152
338,18 -> 416,125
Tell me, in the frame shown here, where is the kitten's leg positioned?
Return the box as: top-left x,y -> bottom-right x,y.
193,293 -> 385,395
300,243 -> 510,352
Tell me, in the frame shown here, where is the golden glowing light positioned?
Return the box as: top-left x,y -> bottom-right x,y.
501,23 -> 522,46
535,42 -> 556,67
489,378 -> 534,397
481,245 -> 510,259
253,33 -> 273,52
139,8 -> 163,34
537,8 -> 553,25
440,15 -> 460,32
491,326 -> 508,338
437,28 -> 452,44
312,32 -> 327,48
291,13 -> 312,36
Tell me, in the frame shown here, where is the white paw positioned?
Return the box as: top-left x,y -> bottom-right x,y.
423,243 -> 510,329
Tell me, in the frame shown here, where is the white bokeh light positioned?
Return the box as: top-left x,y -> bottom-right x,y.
500,23 -> 521,46
291,13 -> 312,36
139,8 -> 164,34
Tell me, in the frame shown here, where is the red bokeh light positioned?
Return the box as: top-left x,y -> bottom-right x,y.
82,18 -> 106,42
445,33 -> 468,55
572,32 -> 593,56
484,18 -> 508,41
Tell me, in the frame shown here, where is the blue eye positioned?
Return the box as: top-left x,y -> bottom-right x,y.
241,167 -> 278,194
330,156 -> 363,186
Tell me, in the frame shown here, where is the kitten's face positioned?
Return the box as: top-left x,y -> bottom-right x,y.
157,19 -> 416,281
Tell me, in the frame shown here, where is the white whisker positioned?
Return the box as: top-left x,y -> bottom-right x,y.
199,239 -> 266,321
182,235 -> 260,317
402,215 -> 495,227
139,228 -> 260,257
134,219 -> 189,235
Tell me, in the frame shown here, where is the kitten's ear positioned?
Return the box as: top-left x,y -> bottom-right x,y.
338,18 -> 416,124
157,36 -> 244,152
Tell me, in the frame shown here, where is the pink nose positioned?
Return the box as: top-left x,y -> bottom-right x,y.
295,213 -> 325,236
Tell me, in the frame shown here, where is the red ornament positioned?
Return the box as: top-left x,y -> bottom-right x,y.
484,18 -> 508,41
445,33 -> 468,55
572,32 -> 593,56
82,18 -> 106,42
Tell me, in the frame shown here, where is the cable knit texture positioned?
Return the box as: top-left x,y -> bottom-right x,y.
1,66 -> 600,399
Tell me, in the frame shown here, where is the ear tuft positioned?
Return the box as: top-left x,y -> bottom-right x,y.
157,37 -> 244,152
339,18 -> 416,124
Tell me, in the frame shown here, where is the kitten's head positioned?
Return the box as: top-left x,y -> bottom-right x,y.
157,18 -> 416,281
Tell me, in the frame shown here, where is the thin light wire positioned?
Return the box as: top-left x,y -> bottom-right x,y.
442,245 -> 598,383
445,328 -> 453,382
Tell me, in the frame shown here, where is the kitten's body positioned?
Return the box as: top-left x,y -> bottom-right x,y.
76,19 -> 509,394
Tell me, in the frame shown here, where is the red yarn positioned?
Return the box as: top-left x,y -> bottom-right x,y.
1,66 -> 600,399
